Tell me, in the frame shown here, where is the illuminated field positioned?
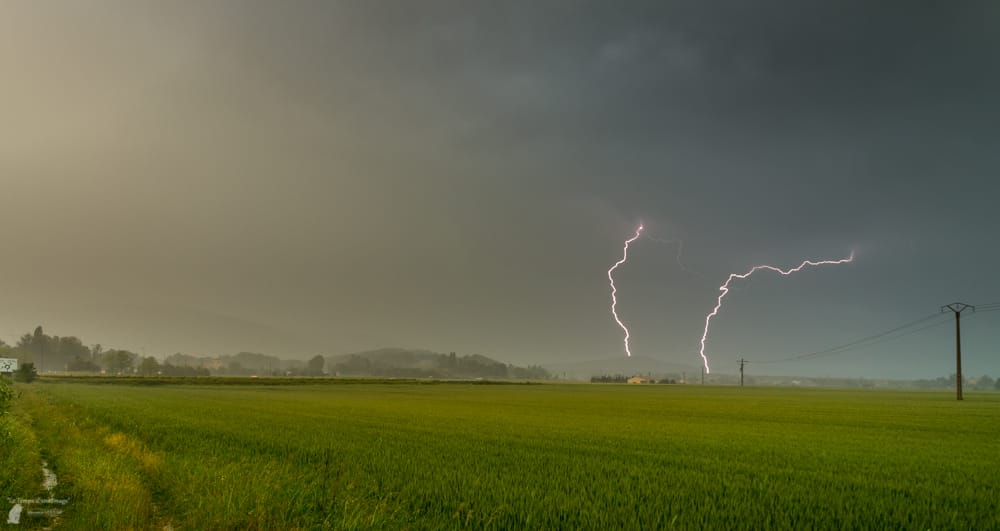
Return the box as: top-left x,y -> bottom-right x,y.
15,382 -> 1000,529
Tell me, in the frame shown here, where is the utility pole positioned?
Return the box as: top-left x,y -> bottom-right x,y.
738,358 -> 746,387
701,365 -> 705,385
941,303 -> 974,401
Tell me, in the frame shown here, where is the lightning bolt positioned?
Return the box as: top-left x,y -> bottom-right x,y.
608,224 -> 644,357
698,251 -> 855,373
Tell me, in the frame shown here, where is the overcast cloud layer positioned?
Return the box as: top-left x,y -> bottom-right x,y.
2,1 -> 998,378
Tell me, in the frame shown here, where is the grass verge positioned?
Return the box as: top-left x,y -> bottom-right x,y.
0,384 -> 43,501
16,385 -> 168,529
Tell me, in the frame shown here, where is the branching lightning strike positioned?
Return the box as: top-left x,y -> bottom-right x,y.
698,251 -> 855,373
608,224 -> 644,357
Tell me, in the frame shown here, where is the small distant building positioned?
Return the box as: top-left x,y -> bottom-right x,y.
627,376 -> 653,384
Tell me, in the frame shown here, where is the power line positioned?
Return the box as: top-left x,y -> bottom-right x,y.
751,313 -> 947,363
795,319 -> 953,361
750,312 -> 949,365
761,319 -> 951,363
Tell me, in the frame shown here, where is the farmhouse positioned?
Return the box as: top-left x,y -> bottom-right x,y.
627,376 -> 653,384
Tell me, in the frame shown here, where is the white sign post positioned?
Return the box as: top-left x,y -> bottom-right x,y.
0,358 -> 18,373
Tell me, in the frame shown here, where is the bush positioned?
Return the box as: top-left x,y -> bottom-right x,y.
15,362 -> 37,383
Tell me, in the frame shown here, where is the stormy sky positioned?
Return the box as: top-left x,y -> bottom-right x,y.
2,1 -> 998,378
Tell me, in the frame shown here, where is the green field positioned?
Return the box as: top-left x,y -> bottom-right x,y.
7,380 -> 1000,529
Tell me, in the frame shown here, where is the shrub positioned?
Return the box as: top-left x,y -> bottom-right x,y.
15,362 -> 37,383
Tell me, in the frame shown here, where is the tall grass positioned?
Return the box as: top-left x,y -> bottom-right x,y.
21,383 -> 1000,528
0,381 -> 43,503
16,387 -> 165,529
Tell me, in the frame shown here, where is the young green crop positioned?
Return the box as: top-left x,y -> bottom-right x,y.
19,382 -> 1000,529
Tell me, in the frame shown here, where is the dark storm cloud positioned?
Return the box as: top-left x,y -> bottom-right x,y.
335,2 -> 997,137
317,1 -> 999,245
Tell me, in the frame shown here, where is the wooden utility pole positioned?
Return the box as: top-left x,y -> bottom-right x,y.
941,303 -> 974,401
738,358 -> 746,387
701,365 -> 705,385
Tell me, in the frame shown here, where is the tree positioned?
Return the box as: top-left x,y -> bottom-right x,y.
90,344 -> 103,363
67,356 -> 100,372
160,363 -> 209,377
975,375 -> 994,390
32,326 -> 47,372
333,355 -> 371,376
138,356 -> 161,376
227,361 -> 245,375
307,355 -> 325,376
103,350 -> 135,373
16,334 -> 31,350
15,362 -> 36,383
15,326 -> 49,371
56,336 -> 90,362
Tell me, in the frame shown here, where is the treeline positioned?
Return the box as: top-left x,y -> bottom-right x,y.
0,326 -> 330,377
590,374 -> 679,384
0,325 -> 184,375
163,352 -> 326,377
1,327 -> 547,380
912,374 -> 999,390
330,351 -> 551,380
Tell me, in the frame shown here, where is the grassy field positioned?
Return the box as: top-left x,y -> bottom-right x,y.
8,381 -> 1000,529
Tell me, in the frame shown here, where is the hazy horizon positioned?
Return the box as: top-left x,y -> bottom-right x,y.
2,1 -> 999,380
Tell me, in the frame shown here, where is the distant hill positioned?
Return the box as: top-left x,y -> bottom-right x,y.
326,348 -> 551,380
543,355 -> 700,381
